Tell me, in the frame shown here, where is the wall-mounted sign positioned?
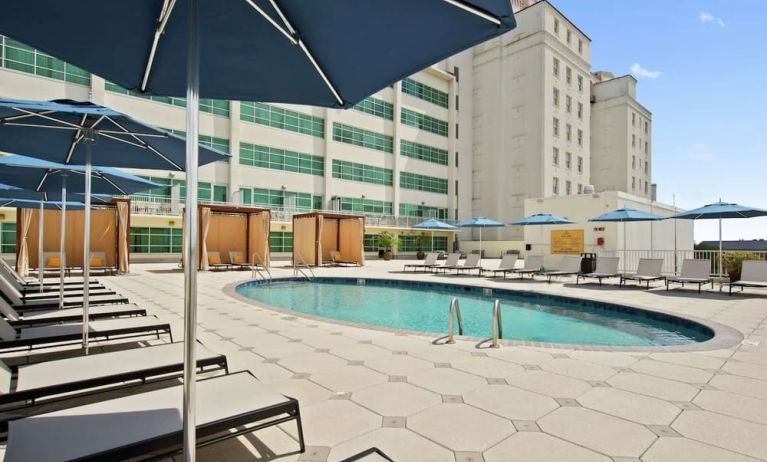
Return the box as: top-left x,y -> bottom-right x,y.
551,229 -> 584,254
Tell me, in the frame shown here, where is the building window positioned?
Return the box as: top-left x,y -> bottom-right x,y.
400,140 -> 448,165
565,180 -> 572,195
577,129 -> 583,146
241,187 -> 322,211
400,171 -> 449,194
270,232 -> 293,253
399,235 -> 448,252
577,156 -> 583,173
644,162 -> 649,174
0,222 -> 16,254
577,75 -> 583,92
553,87 -> 560,107
566,67 -> 572,84
565,124 -> 572,142
632,112 -> 636,126
577,102 -> 583,119
577,183 -> 583,194
333,122 -> 393,153
400,108 -> 449,137
644,182 -> 649,194
169,129 -> 229,154
1,35 -> 91,86
553,57 -> 560,77
578,39 -> 583,54
401,78 -> 449,108
240,143 -> 324,176
553,147 -> 560,165
240,102 -> 325,138
332,159 -> 393,186
632,134 -> 636,147
353,97 -> 394,120
645,121 -> 649,134
399,203 -> 448,219
566,30 -> 571,44
632,177 -> 636,190
129,227 -> 182,254
632,155 -> 636,169
565,95 -> 572,113
553,118 -> 560,137
554,18 -> 559,34
553,177 -> 559,195
565,152 -> 572,169
340,197 -> 392,215
644,141 -> 648,154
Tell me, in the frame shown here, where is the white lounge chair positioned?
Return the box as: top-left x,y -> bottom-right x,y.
430,253 -> 461,273
228,250 -> 250,270
729,260 -> 767,295
4,371 -> 305,461
666,259 -> 713,293
576,256 -> 620,286
441,253 -> 482,275
620,258 -> 665,288
481,254 -> 518,278
508,255 -> 544,279
404,252 -> 439,272
536,255 -> 582,282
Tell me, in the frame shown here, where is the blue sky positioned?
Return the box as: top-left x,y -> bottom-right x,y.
553,0 -> 767,242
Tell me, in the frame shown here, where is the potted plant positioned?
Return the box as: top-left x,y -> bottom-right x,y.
414,232 -> 430,260
376,232 -> 400,261
724,252 -> 760,282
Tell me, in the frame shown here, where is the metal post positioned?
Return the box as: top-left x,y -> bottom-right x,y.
447,297 -> 463,344
673,194 -> 678,275
38,197 -> 44,292
82,137 -> 94,353
58,174 -> 67,309
718,215 -> 723,291
491,300 -> 502,348
183,0 -> 200,459
623,221 -> 627,273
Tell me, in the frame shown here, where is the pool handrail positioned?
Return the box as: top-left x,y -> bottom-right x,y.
491,300 -> 503,348
446,297 -> 463,344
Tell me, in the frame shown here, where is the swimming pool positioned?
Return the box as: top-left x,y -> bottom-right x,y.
235,278 -> 713,347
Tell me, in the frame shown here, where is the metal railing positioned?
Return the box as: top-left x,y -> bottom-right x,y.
446,297 -> 463,344
292,252 -> 315,281
491,300 -> 502,348
598,249 -> 767,276
250,252 -> 272,284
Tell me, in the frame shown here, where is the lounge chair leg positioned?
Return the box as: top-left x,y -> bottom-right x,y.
295,406 -> 306,453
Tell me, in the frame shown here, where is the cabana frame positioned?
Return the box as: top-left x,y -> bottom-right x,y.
197,204 -> 271,270
292,212 -> 365,267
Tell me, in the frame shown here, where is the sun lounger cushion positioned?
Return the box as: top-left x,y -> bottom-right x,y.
208,254 -> 221,265
89,257 -> 103,267
45,257 -> 61,268
232,254 -> 244,264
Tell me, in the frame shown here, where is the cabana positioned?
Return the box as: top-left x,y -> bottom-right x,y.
197,204 -> 271,270
292,213 -> 365,267
16,198 -> 130,276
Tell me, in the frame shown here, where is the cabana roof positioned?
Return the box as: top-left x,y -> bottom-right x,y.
198,203 -> 270,214
292,212 -> 364,220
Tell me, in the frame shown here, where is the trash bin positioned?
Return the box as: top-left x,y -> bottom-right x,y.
580,253 -> 596,273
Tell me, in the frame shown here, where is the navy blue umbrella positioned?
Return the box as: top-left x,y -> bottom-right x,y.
0,198 -> 86,210
0,2 -> 516,455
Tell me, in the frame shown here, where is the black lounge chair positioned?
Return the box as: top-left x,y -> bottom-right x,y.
0,297 -> 146,328
665,259 -> 713,293
481,254 -> 517,277
536,255 -> 582,282
404,252 -> 439,272
620,258 -> 665,289
729,260 -> 767,295
0,261 -> 102,294
576,257 -> 620,286
0,316 -> 172,352
340,447 -> 395,462
4,371 -> 305,461
0,342 -> 227,410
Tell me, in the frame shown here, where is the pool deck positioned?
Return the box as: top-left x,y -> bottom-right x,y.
11,259 -> 767,461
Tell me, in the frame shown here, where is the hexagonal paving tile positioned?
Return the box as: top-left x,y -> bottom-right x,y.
642,437 -> 762,462
649,352 -> 725,370
464,385 -> 558,421
505,370 -> 592,399
327,428 -> 453,462
279,352 -> 349,374
568,350 -> 639,368
489,347 -> 554,366
606,372 -> 698,402
329,343 -> 390,362
673,411 -> 767,460
299,400 -> 381,447
541,358 -> 617,382
271,379 -> 333,406
577,388 -> 681,425
364,354 -> 434,377
723,360 -> 767,381
484,432 -> 612,462
694,390 -> 767,425
631,359 -> 713,384
709,373 -> 767,401
409,404 -> 515,452
408,346 -> 472,364
408,367 -> 487,395
538,407 -> 656,458
310,366 -> 387,393
451,356 -> 525,378
353,382 -> 441,417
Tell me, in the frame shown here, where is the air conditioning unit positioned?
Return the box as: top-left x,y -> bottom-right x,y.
583,185 -> 595,194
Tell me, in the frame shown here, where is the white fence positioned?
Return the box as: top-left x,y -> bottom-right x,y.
597,249 -> 767,276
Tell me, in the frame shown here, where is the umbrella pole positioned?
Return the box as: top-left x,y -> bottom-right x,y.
82,142 -> 92,353
719,216 -> 723,291
623,221 -> 627,273
58,174 -> 67,310
183,0 -> 200,459
38,197 -> 44,292
479,228 -> 483,265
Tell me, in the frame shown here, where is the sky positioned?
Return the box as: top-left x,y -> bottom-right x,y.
553,0 -> 767,242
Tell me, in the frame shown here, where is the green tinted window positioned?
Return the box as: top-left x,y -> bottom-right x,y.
353,97 -> 394,120
401,108 -> 448,137
332,160 -> 392,186
400,235 -> 447,252
0,222 -> 16,254
402,78 -> 449,108
240,187 -> 322,211
270,232 -> 294,253
332,123 -> 393,153
1,35 -> 90,85
240,102 -> 324,138
338,197 -> 392,216
400,140 -> 448,165
399,203 -> 448,219
400,171 -> 448,194
129,227 -> 182,253
240,143 -> 324,176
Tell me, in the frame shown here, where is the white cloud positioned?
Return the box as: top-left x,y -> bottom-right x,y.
630,63 -> 661,79
699,11 -> 725,27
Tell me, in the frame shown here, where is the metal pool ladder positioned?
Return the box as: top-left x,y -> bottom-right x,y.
250,252 -> 272,284
293,252 -> 315,282
491,300 -> 503,348
446,297 -> 463,344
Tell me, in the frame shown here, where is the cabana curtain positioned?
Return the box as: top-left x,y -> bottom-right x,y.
199,206 -> 211,271
292,215 -> 317,266
247,212 -> 270,267
15,208 -> 33,276
292,213 -> 365,267
116,201 -> 129,273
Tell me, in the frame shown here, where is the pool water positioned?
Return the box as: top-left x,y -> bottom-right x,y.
236,279 -> 712,347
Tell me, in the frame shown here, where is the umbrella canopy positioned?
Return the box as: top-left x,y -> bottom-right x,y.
0,198 -> 87,210
0,99 -> 228,169
0,155 -> 161,196
588,208 -> 665,223
457,216 -> 504,262
511,213 -> 575,226
0,2 -> 516,457
1,182 -> 114,203
412,218 -> 459,230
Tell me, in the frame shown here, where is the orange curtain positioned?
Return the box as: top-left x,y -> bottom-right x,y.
339,218 -> 363,264
320,219 -> 338,263
15,208 -> 33,276
292,215 -> 317,266
247,211 -> 271,267
359,217 -> 365,266
316,215 -> 324,266
199,206 -> 211,270
116,201 -> 129,273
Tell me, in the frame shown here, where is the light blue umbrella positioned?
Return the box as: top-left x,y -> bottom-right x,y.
458,216 -> 505,262
589,208 -> 664,269
511,213 -> 575,253
0,2 -> 518,456
412,218 -> 458,252
672,200 -> 767,285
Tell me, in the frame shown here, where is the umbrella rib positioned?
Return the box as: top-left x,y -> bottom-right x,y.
441,0 -> 502,25
141,0 -> 178,92
96,173 -> 128,196
35,170 -> 53,192
65,114 -> 90,164
10,107 -> 83,129
244,0 -> 297,44
0,110 -> 57,123
104,116 -> 182,171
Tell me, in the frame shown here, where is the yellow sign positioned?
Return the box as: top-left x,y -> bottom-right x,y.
551,229 -> 584,254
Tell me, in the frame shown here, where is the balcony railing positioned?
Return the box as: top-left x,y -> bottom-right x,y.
597,249 -> 767,276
